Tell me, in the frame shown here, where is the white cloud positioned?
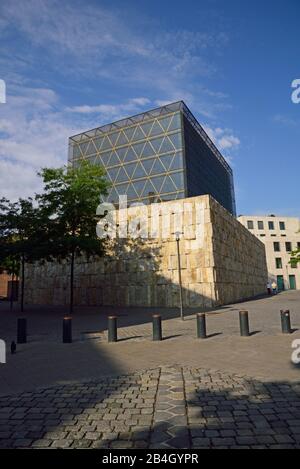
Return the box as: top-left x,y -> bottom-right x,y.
0,0 -> 229,109
204,125 -> 240,151
273,114 -> 299,127
0,1 -> 240,200
66,98 -> 151,115
0,85 -> 153,200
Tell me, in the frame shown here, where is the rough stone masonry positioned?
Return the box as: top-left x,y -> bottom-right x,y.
24,195 -> 268,308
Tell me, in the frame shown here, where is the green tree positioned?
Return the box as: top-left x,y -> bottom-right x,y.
37,160 -> 109,314
290,249 -> 300,267
0,197 -> 40,312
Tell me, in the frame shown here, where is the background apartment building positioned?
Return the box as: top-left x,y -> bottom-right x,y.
238,215 -> 300,291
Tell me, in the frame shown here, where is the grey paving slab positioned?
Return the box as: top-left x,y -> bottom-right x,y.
0,365 -> 300,449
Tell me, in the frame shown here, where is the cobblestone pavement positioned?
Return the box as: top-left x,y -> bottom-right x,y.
1,366 -> 300,449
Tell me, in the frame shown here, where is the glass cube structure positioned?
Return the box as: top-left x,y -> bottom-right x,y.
69,101 -> 236,215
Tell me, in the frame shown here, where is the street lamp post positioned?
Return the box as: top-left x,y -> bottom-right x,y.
286,264 -> 290,290
175,232 -> 184,321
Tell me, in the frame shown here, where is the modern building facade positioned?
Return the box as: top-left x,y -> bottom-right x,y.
69,101 -> 236,215
24,196 -> 267,308
238,215 -> 300,291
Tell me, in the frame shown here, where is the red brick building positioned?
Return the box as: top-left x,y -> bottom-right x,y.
0,272 -> 10,298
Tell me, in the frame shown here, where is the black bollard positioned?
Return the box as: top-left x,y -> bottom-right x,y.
11,341 -> 16,354
239,310 -> 250,337
280,310 -> 292,334
17,318 -> 27,344
108,316 -> 118,343
152,315 -> 162,341
63,317 -> 72,343
197,313 -> 207,339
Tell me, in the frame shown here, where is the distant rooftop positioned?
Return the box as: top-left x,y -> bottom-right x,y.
69,100 -> 232,175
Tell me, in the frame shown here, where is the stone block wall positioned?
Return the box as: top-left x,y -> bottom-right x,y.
24,195 -> 268,308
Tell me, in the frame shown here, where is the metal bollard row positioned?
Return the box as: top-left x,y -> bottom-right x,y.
15,307 -> 295,348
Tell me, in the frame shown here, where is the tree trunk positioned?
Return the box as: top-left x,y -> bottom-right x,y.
21,254 -> 25,313
70,249 -> 75,315
10,272 -> 15,311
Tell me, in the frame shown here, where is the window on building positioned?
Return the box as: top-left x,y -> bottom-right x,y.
276,258 -> 282,269
268,221 -> 275,230
286,242 -> 292,252
258,221 -> 264,230
279,221 -> 286,230
297,242 -> 300,249
247,220 -> 254,229
274,242 -> 280,252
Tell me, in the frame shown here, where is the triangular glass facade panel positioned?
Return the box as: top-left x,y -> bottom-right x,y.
86,141 -> 96,155
99,151 -> 111,164
157,116 -> 172,131
73,145 -> 81,158
101,136 -> 112,151
159,153 -> 174,171
169,153 -> 183,171
168,113 -> 181,131
115,166 -> 128,183
161,177 -> 177,193
107,187 -> 119,203
150,120 -> 164,137
150,136 -> 164,153
140,121 -> 153,137
115,183 -> 129,196
124,162 -> 137,179
123,126 -> 136,142
160,137 -> 175,154
132,126 -> 145,142
107,151 -> 120,167
150,175 -> 165,192
116,147 -> 127,162
141,180 -> 155,197
123,148 -> 137,163
106,167 -> 119,183
126,184 -> 138,198
141,142 -> 154,158
79,142 -> 89,155
108,132 -> 119,146
93,137 -> 104,151
142,158 -> 155,175
133,162 -> 147,179
170,171 -> 184,190
169,132 -> 182,149
132,142 -> 145,157
133,179 -> 146,197
116,132 -> 128,146
151,159 -> 165,175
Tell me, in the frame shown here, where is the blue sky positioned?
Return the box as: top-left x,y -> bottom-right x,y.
0,0 -> 299,216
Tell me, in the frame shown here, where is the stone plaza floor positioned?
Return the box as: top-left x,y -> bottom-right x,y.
0,291 -> 300,449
